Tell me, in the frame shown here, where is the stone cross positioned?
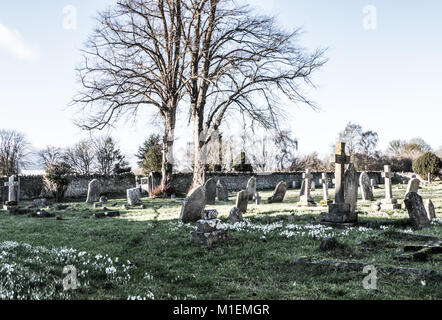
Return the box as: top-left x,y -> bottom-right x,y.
320,173 -> 329,201
381,165 -> 394,201
330,142 -> 350,204
4,176 -> 20,203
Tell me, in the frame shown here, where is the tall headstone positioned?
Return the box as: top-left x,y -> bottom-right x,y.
246,177 -> 257,201
320,142 -> 357,224
236,190 -> 249,213
319,173 -> 332,205
127,188 -> 142,206
3,176 -> 20,203
299,179 -> 306,197
86,179 -> 101,204
360,171 -> 374,201
179,185 -> 206,223
344,164 -> 358,213
381,165 -> 401,210
406,178 -> 420,194
404,192 -> 430,226
216,180 -> 229,202
204,178 -> 217,205
268,181 -> 287,204
298,170 -> 315,206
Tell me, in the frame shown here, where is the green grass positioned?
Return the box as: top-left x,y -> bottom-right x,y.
0,182 -> 441,300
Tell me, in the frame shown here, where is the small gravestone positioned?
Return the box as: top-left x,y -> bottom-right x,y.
381,165 -> 401,210
236,190 -> 248,213
247,177 -> 257,201
299,180 -> 305,197
229,207 -> 244,223
32,198 -> 47,208
424,199 -> 436,221
190,219 -> 228,248
406,178 -> 420,194
204,178 -> 217,205
298,170 -> 315,207
319,173 -> 332,206
86,179 -> 101,204
360,171 -> 374,201
127,188 -> 142,206
216,180 -> 229,202
268,182 -> 287,204
179,185 -> 206,224
344,164 -> 358,213
311,181 -> 316,191
202,209 -> 218,220
255,192 -> 261,205
370,179 -> 379,189
404,192 -> 430,226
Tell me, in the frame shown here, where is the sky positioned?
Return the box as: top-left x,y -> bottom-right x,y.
0,0 -> 441,169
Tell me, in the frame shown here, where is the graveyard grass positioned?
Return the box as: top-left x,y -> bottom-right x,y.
1,183 -> 441,300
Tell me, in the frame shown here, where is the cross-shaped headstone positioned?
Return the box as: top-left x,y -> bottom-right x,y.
4,176 -> 19,203
302,169 -> 313,200
330,142 -> 350,204
381,165 -> 394,200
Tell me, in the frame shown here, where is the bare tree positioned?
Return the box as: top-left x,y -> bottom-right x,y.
183,0 -> 327,185
0,129 -> 31,176
39,146 -> 64,168
63,140 -> 95,175
337,122 -> 363,159
72,0 -> 187,192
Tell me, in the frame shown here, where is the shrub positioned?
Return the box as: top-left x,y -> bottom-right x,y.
412,152 -> 441,180
43,162 -> 72,202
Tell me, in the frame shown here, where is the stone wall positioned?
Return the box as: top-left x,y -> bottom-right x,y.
169,171 -> 415,195
0,174 -> 136,201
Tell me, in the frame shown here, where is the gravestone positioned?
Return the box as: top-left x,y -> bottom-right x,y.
404,192 -> 430,226
370,179 -> 379,189
86,179 -> 101,204
424,199 -> 436,221
190,218 -> 228,247
321,142 -> 357,224
179,185 -> 206,223
268,181 -> 287,204
255,192 -> 261,205
204,178 -> 217,205
247,177 -> 257,201
236,190 -> 249,213
229,207 -> 244,223
127,188 -> 142,206
360,171 -> 374,201
298,170 -> 315,207
311,181 -> 316,191
381,165 -> 401,210
216,180 -> 229,202
319,173 -> 332,206
147,172 -> 162,196
299,180 -> 305,197
3,176 -> 20,204
406,178 -> 420,194
344,164 -> 358,213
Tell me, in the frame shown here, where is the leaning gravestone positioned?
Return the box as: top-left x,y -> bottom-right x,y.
247,177 -> 257,201
127,188 -> 142,206
424,199 -> 436,221
205,178 -> 217,205
268,181 -> 287,204
360,171 -> 374,201
236,190 -> 249,214
216,180 -> 229,202
404,192 -> 431,226
179,186 -> 206,224
299,180 -> 305,197
406,178 -> 420,194
229,207 -> 244,223
86,179 -> 101,204
344,164 -> 358,213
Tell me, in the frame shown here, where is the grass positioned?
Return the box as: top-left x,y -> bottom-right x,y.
0,181 -> 441,300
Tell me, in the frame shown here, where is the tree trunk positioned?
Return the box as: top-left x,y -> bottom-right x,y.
192,110 -> 206,187
161,109 -> 176,193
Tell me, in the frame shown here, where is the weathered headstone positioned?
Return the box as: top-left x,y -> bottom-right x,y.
247,177 -> 257,201
179,185 -> 206,224
268,181 -> 287,204
406,178 -> 420,194
424,199 -> 436,221
299,180 -> 305,197
404,192 -> 430,226
3,176 -> 20,204
321,142 -> 357,224
127,188 -> 142,206
216,180 -> 229,202
255,192 -> 261,205
370,179 -> 378,189
236,190 -> 249,213
360,171 -> 374,201
344,164 -> 358,213
204,178 -> 217,205
381,165 -> 401,210
311,181 -> 316,191
86,179 -> 101,204
190,219 -> 228,247
319,173 -> 332,206
229,207 -> 244,223
298,170 -> 315,207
